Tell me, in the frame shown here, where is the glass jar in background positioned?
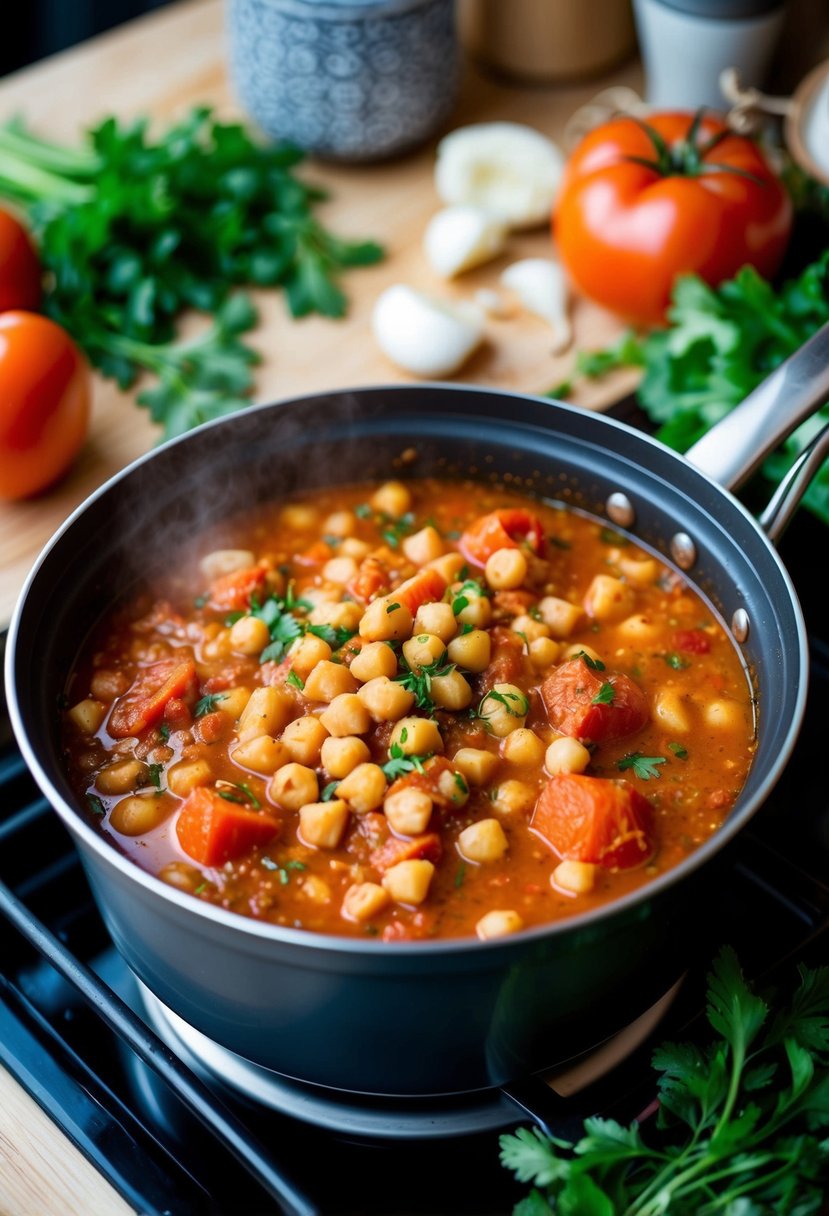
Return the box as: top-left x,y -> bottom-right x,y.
456,0 -> 637,85
225,0 -> 460,162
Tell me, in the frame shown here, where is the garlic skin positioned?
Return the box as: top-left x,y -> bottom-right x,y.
500,258 -> 572,353
434,122 -> 565,230
371,284 -> 485,378
423,205 -> 508,278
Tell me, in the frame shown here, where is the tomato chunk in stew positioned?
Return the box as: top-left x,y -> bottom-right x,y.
60,477 -> 757,941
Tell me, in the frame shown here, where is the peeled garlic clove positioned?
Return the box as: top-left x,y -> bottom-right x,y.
423,205 -> 508,279
434,122 -> 565,230
371,284 -> 485,378
501,258 -> 572,353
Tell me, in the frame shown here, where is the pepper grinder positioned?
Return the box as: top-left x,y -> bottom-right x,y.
632,0 -> 788,111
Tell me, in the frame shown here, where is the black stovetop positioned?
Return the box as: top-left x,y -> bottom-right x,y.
2,486 -> 829,1216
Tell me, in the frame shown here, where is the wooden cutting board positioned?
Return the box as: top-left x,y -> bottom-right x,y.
0,0 -> 643,631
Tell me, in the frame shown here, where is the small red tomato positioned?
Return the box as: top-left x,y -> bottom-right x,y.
0,311 -> 91,501
0,207 -> 41,312
553,110 -> 793,326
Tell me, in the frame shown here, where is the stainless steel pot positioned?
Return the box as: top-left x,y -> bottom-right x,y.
6,323 -> 829,1098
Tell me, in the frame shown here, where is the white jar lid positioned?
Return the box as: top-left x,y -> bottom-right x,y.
786,59 -> 829,187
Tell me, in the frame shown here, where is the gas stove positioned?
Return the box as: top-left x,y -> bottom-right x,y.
3,417 -> 829,1216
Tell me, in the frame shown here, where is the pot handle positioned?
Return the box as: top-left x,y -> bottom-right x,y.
684,319 -> 829,494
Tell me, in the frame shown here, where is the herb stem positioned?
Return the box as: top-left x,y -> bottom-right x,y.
0,151 -> 91,206
0,120 -> 101,178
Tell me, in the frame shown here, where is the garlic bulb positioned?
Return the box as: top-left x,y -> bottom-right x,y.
371,284 -> 485,378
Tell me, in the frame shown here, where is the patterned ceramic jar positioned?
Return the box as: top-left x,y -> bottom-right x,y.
226,0 -> 460,162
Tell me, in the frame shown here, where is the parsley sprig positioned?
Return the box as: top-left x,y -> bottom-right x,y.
381,742 -> 431,782
500,945 -> 829,1214
244,591 -> 355,665
395,654 -> 455,711
0,107 -> 383,440
618,752 -> 667,780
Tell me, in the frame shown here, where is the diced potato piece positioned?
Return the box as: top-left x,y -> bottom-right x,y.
478,682 -> 528,737
511,614 -> 550,641
552,860 -> 596,895
279,504 -> 318,530
67,698 -> 107,734
109,794 -> 170,836
336,763 -> 388,814
342,881 -> 390,923
324,509 -> 357,537
430,670 -> 472,710
231,736 -> 291,776
281,715 -> 329,765
303,660 -> 359,702
583,574 -> 636,623
199,548 -> 255,580
389,717 -> 443,755
158,861 -> 203,893
447,628 -> 491,672
537,596 -> 582,639
452,747 -> 498,786
359,598 -> 415,644
309,600 -> 363,632
502,728 -> 544,767
402,633 -> 446,671
167,759 -> 213,797
215,686 -> 252,720
96,759 -> 149,795
528,637 -> 560,670
357,676 -> 415,721
89,670 -> 130,701
299,875 -> 332,903
342,537 -> 370,559
545,737 -> 591,775
237,687 -> 293,741
323,556 -> 359,584
320,693 -> 372,738
490,779 -> 536,815
653,689 -> 691,734
320,735 -> 371,778
383,787 -> 433,835
269,762 -> 319,811
370,480 -> 411,517
288,634 -> 333,676
617,613 -> 660,643
427,552 -> 466,584
299,800 -> 350,849
703,698 -> 744,730
617,555 -> 659,586
485,548 -> 527,590
229,615 -> 271,656
476,909 -> 523,940
561,642 -> 604,666
382,859 -> 434,905
350,641 -> 399,682
458,818 -> 508,863
402,526 -> 444,565
413,601 -> 457,641
201,628 -> 232,661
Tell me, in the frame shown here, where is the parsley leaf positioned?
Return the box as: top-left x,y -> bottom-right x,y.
381,742 -> 431,781
479,688 -> 530,718
395,654 -> 455,711
617,752 -> 666,780
591,682 -> 616,706
573,649 -> 606,672
194,692 -> 228,716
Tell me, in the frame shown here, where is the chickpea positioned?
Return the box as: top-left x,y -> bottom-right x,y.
528,637 -> 560,670
288,634 -> 333,676
237,687 -> 293,741
617,555 -> 659,587
490,779 -> 536,815
545,737 -> 591,775
229,615 -> 271,656
109,794 -> 171,836
309,601 -> 363,632
383,787 -> 433,836
437,767 -> 470,807
342,882 -> 390,923
350,641 -> 398,683
199,548 -> 255,580
370,480 -> 411,517
653,690 -> 690,734
382,859 -> 434,905
478,683 -> 528,737
552,860 -> 596,895
303,660 -> 359,702
583,574 -> 636,624
359,597 -> 414,643
562,642 -> 604,666
703,699 -> 744,730
341,537 -> 370,559
452,747 -> 499,786
321,735 -> 371,778
299,800 -> 350,849
323,509 -> 357,537
617,613 -> 660,644
402,526 -> 444,566
453,589 -> 492,629
413,601 -> 457,642
322,556 -> 358,585
336,763 -> 388,814
268,762 -> 319,812
389,717 -> 443,755
319,693 -> 371,738
279,504 -> 318,530
427,552 -> 466,584
537,596 -> 582,639
67,698 -> 107,734
502,728 -> 545,767
475,910 -> 524,940
167,758 -> 213,796
96,758 -> 149,796
158,861 -> 204,893
357,676 -> 415,722
485,548 -> 527,591
430,670 -> 472,710
457,818 -> 508,864
281,715 -> 329,765
231,736 -> 290,776
511,614 -> 550,642
447,628 -> 491,673
201,629 -> 232,661
402,633 -> 446,671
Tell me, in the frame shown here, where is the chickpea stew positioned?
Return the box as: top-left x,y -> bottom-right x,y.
60,477 -> 757,942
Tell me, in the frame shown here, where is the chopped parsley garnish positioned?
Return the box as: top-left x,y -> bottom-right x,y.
618,752 -> 666,779
479,688 -> 530,718
451,577 -> 489,616
323,534 -> 340,547
355,503 -> 373,519
286,669 -> 305,690
217,781 -> 261,808
194,692 -> 228,716
454,772 -> 468,795
321,780 -> 339,801
307,622 -> 354,648
454,863 -> 466,888
193,593 -> 208,609
573,649 -> 606,672
159,724 -> 171,742
242,590 -> 355,664
193,882 -> 208,896
663,652 -> 690,670
395,654 -> 455,710
515,630 -> 529,654
381,742 -> 430,781
669,741 -> 689,759
600,527 -> 629,546
591,682 -> 616,706
87,793 -> 106,817
547,535 -> 571,550
386,602 -> 401,614
147,762 -> 163,790
380,510 -> 415,548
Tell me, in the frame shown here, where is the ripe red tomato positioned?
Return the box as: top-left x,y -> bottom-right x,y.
0,207 -> 41,313
0,311 -> 91,501
553,111 -> 793,326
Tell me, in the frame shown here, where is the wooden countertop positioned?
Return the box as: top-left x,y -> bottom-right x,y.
0,0 -> 647,633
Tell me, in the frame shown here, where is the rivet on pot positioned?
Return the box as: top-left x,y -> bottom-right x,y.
671,532 -> 697,570
732,608 -> 750,643
606,492 -> 635,528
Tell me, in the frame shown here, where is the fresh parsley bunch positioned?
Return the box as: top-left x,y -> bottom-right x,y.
500,945 -> 829,1214
0,107 -> 383,438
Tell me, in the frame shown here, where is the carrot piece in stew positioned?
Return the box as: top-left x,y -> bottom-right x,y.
532,773 -> 654,869
108,659 -> 198,739
348,554 -> 390,602
207,564 -> 268,612
176,787 -> 281,866
459,508 -> 546,566
540,656 -> 648,745
392,567 -> 448,614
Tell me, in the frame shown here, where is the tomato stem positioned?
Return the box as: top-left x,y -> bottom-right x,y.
625,109 -> 766,185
